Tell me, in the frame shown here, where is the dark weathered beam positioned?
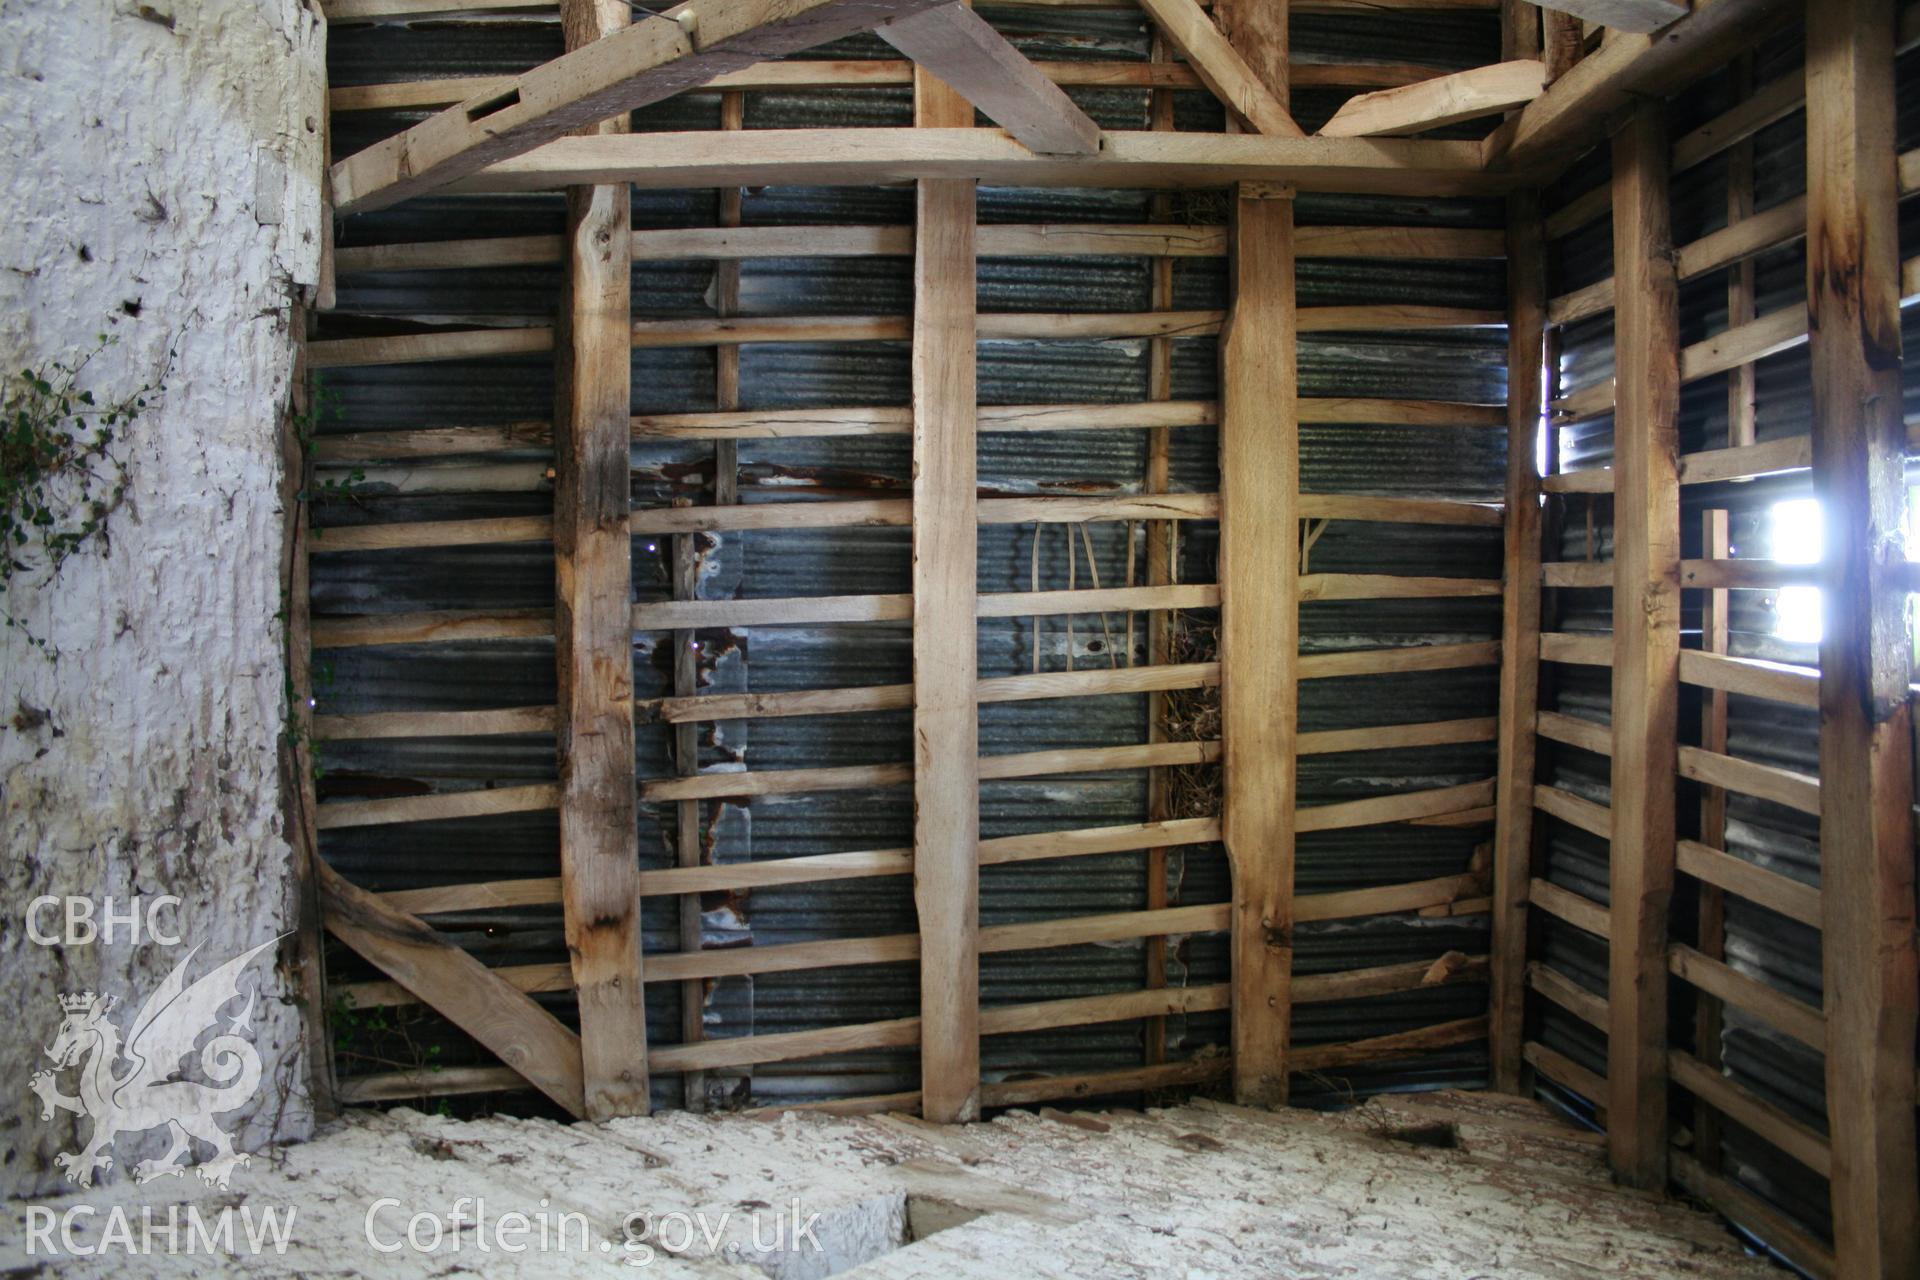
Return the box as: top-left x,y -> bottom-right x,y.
1512,0 -> 1685,33
1606,101 -> 1681,1191
331,0 -> 952,212
1804,0 -> 1920,1270
552,0 -> 649,1122
1219,185 -> 1299,1106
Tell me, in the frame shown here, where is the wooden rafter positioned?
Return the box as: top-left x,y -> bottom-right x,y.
1219,184 -> 1299,1106
1804,0 -> 1920,1270
877,3 -> 1101,154
1137,0 -> 1304,136
330,0 -> 953,212
1318,60 -> 1545,137
316,858 -> 588,1117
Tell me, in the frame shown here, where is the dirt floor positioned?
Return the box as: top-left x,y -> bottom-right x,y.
0,1089 -> 1781,1277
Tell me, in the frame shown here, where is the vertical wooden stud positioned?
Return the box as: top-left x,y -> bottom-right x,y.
553,0 -> 649,1120
1219,184 -> 1299,1108
912,52 -> 981,1126
1143,26 -> 1178,1071
1606,101 -> 1681,1189
1805,0 -> 1920,1270
1490,190 -> 1545,1094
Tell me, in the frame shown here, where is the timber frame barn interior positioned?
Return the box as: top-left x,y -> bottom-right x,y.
294,0 -> 1920,1272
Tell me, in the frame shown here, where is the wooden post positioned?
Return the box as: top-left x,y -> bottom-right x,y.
912,54 -> 982,1125
1804,0 -> 1920,1269
553,0 -> 649,1120
1605,101 -> 1681,1189
1143,28 -> 1178,1069
1694,52 -> 1755,1169
1489,190 -> 1544,1094
1693,504 -> 1729,1170
1219,184 -> 1299,1107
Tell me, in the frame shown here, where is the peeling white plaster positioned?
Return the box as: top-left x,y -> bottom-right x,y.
0,0 -> 324,1196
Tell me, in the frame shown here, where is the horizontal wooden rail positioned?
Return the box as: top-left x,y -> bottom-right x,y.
1668,944 -> 1825,1051
1534,709 -> 1609,756
1289,1015 -> 1489,1073
345,885 -> 1487,1012
1523,1040 -> 1606,1104
630,583 -> 1219,632
1549,144 -> 1920,321
310,396 -> 1503,461
1532,784 -> 1611,838
1295,494 -> 1503,526
1677,651 -> 1818,709
1298,640 -> 1500,678
1678,559 -> 1820,591
1536,632 -> 1611,666
1676,746 -> 1820,815
1540,560 -> 1607,588
644,662 -> 1221,726
1675,840 -> 1822,929
330,217 -> 1506,269
309,305 -> 1503,370
638,740 -> 1221,803
1293,871 -> 1484,921
314,782 -> 559,830
649,981 -> 1239,1076
981,583 -> 1221,619
1295,778 -> 1495,832
313,705 -> 556,740
315,493 -> 1227,550
329,60 -> 1481,115
1528,876 -> 1609,938
1668,1049 -> 1831,1177
1527,960 -> 1606,1029
311,608 -> 553,648
1544,422 -> 1920,495
1552,303 -> 1813,422
1297,716 -> 1496,755
1671,1153 -> 1837,1278
379,816 -> 1224,916
1298,573 -> 1501,601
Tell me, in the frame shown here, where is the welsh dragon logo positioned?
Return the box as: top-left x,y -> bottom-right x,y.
29,937 -> 280,1190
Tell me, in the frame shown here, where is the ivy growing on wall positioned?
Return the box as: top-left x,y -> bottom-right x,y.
0,333 -> 162,655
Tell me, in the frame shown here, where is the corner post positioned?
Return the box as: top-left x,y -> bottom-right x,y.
1606,101 -> 1681,1189
1490,190 -> 1545,1093
1805,0 -> 1920,1269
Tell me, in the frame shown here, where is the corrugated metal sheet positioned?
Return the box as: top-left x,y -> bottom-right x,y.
316,5 -> 1507,1113
1533,29 -> 1920,1258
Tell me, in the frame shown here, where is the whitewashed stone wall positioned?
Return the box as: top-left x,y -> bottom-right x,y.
0,0 -> 325,1196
